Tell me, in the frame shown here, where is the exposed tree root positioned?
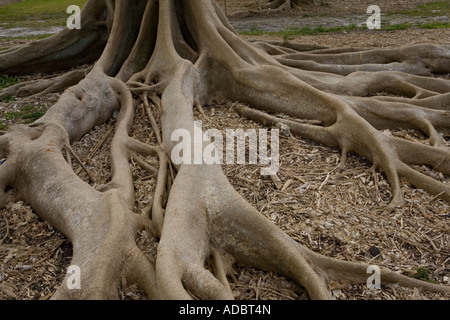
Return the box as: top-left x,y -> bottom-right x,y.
271,44 -> 450,76
0,68 -> 90,99
245,0 -> 318,14
0,0 -> 109,75
0,0 -> 449,300
229,0 -> 320,18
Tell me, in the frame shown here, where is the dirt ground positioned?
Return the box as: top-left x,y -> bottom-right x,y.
0,0 -> 449,300
224,0 -> 441,16
224,0 -> 449,31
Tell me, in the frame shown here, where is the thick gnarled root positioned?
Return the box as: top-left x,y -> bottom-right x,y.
272,44 -> 450,76
0,0 -> 109,76
241,0 -> 317,15
0,123 -> 158,300
234,103 -> 449,211
1,0 -> 449,301
154,162 -> 450,300
0,69 -> 89,100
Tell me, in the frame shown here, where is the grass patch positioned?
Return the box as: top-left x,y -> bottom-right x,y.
241,24 -> 360,37
0,74 -> 18,89
0,103 -> 47,130
0,0 -> 87,29
408,267 -> 438,284
0,74 -> 47,130
0,34 -> 52,40
1,96 -> 16,103
240,21 -> 449,37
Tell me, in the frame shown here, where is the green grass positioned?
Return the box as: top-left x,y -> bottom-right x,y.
408,267 -> 438,284
0,103 -> 47,130
0,74 -> 49,130
0,74 -> 18,89
241,24 -> 357,37
0,0 -> 88,29
1,95 -> 15,103
0,34 -> 52,40
240,21 -> 449,37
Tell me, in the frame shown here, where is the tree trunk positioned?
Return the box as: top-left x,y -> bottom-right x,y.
0,0 -> 449,300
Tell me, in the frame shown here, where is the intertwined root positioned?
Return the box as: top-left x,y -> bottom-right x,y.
0,0 -> 449,300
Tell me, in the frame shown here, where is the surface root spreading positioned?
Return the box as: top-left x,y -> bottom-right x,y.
0,0 -> 449,300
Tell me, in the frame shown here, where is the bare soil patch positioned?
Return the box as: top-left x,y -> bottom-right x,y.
222,0 -> 449,32
223,0 -> 442,17
241,28 -> 450,48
